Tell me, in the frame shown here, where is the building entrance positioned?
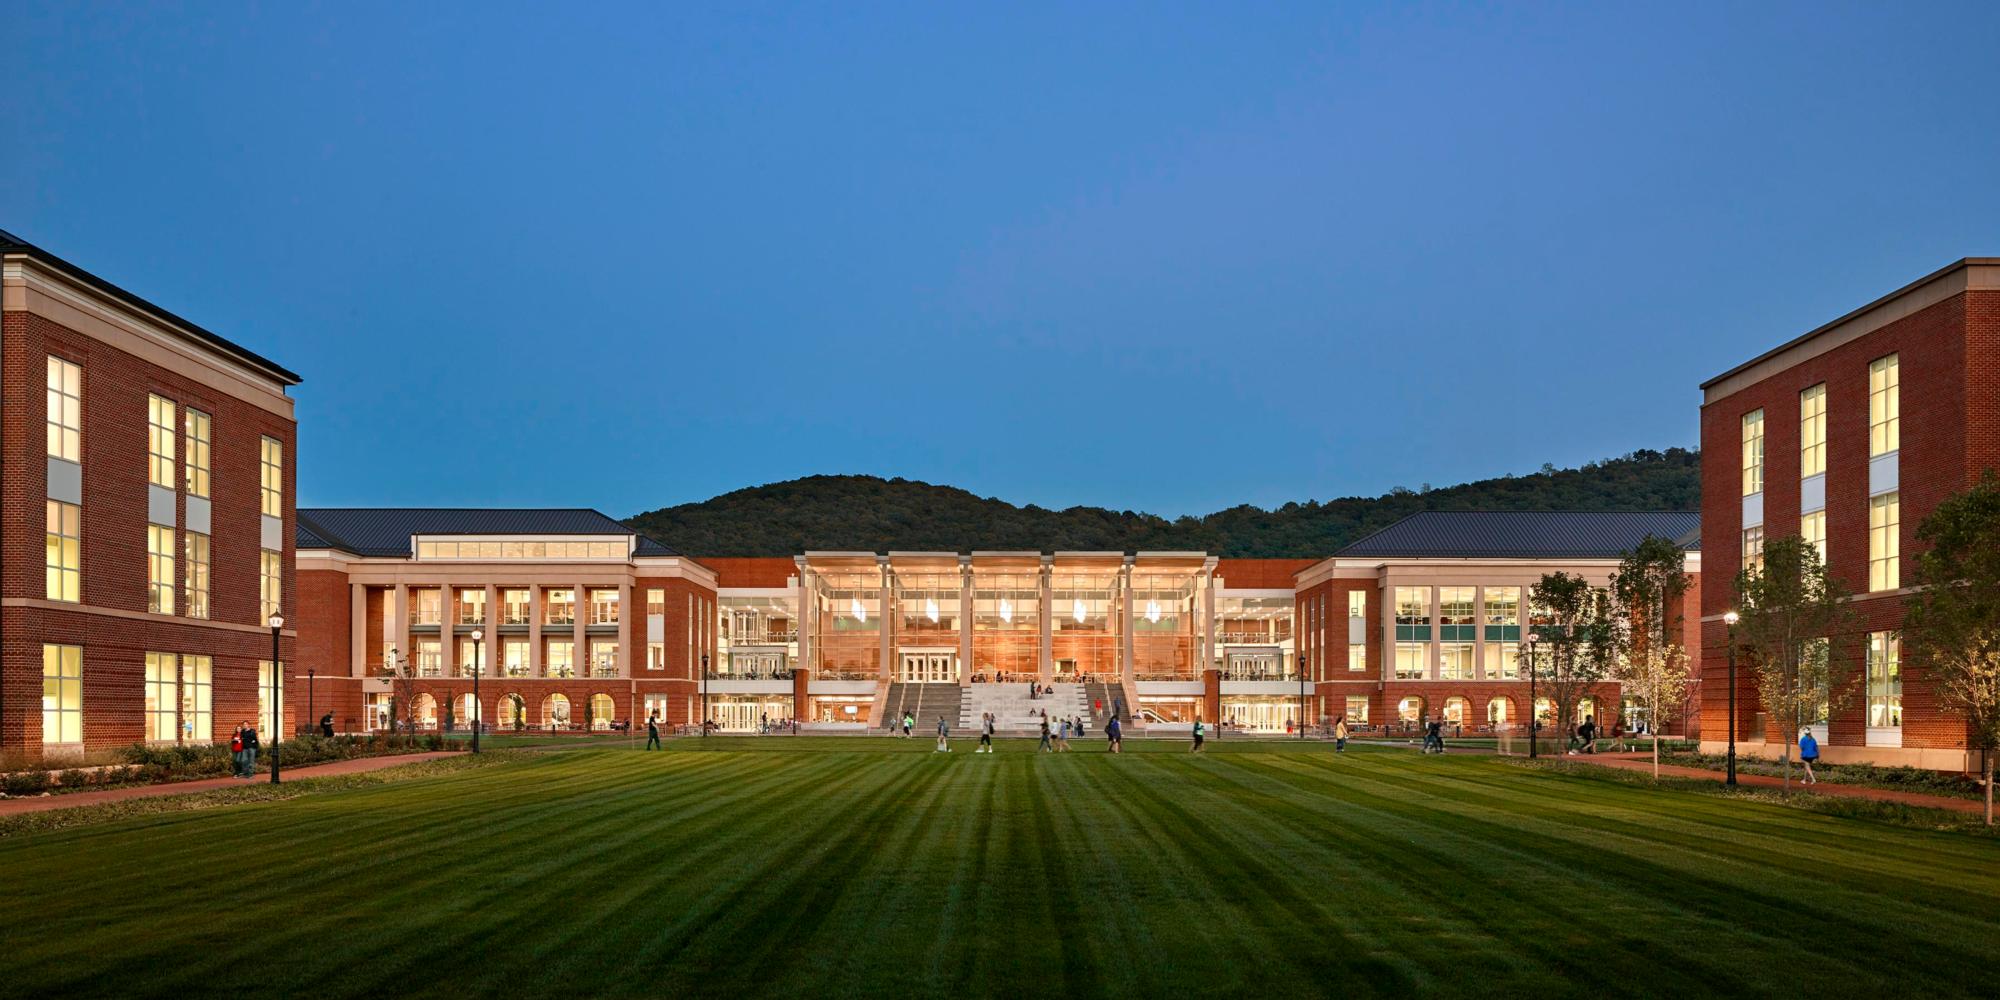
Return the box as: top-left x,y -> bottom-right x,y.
898,650 -> 957,683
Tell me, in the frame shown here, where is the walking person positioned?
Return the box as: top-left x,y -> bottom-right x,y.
936,716 -> 951,753
319,712 -> 335,738
1191,715 -> 1206,753
902,711 -> 914,738
1427,718 -> 1445,754
1799,727 -> 1820,784
240,722 -> 261,777
1334,715 -> 1349,753
1106,714 -> 1122,753
978,712 -> 995,753
230,724 -> 247,777
646,714 -> 662,750
1038,714 -> 1052,752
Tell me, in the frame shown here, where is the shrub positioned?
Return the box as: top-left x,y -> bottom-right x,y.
3,771 -> 51,796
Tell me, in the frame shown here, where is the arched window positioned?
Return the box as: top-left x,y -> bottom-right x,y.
589,693 -> 616,730
1442,696 -> 1469,725
1534,697 -> 1553,723
1397,696 -> 1425,722
1487,697 -> 1512,726
413,693 -> 438,729
543,693 -> 571,729
456,693 -> 482,729
498,694 -> 526,731
1576,696 -> 1598,726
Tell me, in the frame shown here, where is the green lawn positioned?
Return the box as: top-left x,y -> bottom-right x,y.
2,738 -> 1997,998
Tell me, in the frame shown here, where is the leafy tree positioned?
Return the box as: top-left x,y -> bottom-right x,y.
1903,472 -> 2000,825
1733,534 -> 1856,791
1611,534 -> 1695,779
381,648 -> 422,739
1530,571 -> 1616,750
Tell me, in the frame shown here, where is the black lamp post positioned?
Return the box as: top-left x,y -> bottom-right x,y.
1299,652 -> 1308,740
307,668 -> 315,740
701,653 -> 710,736
269,614 -> 284,784
1724,610 -> 1740,786
471,628 -> 484,754
1526,631 -> 1541,759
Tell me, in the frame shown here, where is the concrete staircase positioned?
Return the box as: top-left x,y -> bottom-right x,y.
883,683 -> 965,734
1083,680 -> 1132,723
962,683 -> 1091,733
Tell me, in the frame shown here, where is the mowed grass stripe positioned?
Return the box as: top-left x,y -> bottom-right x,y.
2,741 -> 1998,999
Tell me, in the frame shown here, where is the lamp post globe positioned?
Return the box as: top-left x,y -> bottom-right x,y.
470,629 -> 484,754
268,614 -> 284,784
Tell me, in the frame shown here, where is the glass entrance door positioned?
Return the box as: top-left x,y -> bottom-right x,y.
898,652 -> 956,683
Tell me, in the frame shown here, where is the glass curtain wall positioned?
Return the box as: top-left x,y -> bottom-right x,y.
718,595 -> 799,677
971,569 -> 1040,682
809,567 -> 882,679
1052,569 -> 1122,680
1130,571 -> 1198,681
1216,595 -> 1296,679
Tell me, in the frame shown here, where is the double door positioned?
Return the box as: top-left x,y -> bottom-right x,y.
898,651 -> 957,684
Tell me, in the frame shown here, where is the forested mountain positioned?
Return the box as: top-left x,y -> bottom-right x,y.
626,448 -> 1700,558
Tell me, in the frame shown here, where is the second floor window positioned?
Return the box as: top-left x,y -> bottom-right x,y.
503,589 -> 530,625
184,532 -> 211,619
147,395 -> 177,488
457,589 -> 486,625
184,408 -> 212,497
147,525 -> 176,615
1869,493 -> 1900,591
546,589 -> 575,625
45,500 -> 80,603
412,589 -> 442,626
590,589 -> 619,625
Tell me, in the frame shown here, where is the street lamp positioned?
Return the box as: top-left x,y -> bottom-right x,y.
269,614 -> 284,784
307,668 -> 316,740
1526,631 -> 1541,759
470,628 -> 484,754
1299,652 -> 1308,740
1724,610 -> 1740,786
701,653 -> 710,736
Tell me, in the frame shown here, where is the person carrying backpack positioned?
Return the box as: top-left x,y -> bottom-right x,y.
1799,727 -> 1820,784
1106,714 -> 1122,754
935,716 -> 951,753
978,712 -> 995,753
646,714 -> 661,750
1334,715 -> 1349,753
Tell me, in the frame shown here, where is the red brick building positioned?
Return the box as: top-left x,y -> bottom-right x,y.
294,509 -> 715,733
1699,258 -> 2000,770
2,230 -> 299,755
1295,511 -> 1701,736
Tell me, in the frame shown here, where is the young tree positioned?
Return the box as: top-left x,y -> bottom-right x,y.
382,648 -> 422,741
1530,571 -> 1616,752
1903,472 -> 2000,825
1734,534 -> 1856,791
1611,534 -> 1695,779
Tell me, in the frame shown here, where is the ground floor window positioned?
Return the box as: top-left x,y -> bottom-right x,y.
365,693 -> 392,732
589,693 -> 616,729
707,696 -> 792,731
145,652 -> 177,741
810,697 -> 871,724
1220,697 -> 1301,733
497,693 -> 527,730
456,693 -> 482,728
414,693 -> 439,729
1487,697 -> 1512,726
1534,697 -> 1552,723
1867,632 -> 1902,729
180,655 -> 213,742
1397,696 -> 1424,723
1344,696 -> 1369,723
1442,696 -> 1469,725
1576,696 -> 1599,726
1136,697 -> 1200,724
258,661 -> 284,742
642,694 -> 671,724
42,644 -> 82,746
543,693 -> 572,728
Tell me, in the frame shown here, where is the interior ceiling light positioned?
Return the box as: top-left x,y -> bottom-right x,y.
999,597 -> 1014,623
851,596 -> 866,622
925,597 -> 940,623
1073,597 -> 1087,623
1146,599 -> 1162,624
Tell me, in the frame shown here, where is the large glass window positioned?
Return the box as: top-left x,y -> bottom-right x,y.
1394,642 -> 1426,679
180,655 -> 213,742
647,588 -> 665,616
145,652 -> 177,741
1440,588 -> 1474,625
184,532 -> 211,619
546,639 -> 576,678
260,549 -> 283,623
1347,590 -> 1366,618
1348,643 -> 1366,672
184,408 -> 211,497
589,589 -> 619,625
147,525 -> 176,615
456,588 -> 486,626
46,356 -> 81,461
545,589 -> 575,626
45,500 -> 80,602
1485,642 -> 1520,680
457,638 -> 488,677
147,395 -> 177,488
1799,383 -> 1827,478
1800,510 -> 1826,564
502,589 -> 531,625
412,588 -> 443,626
1394,587 -> 1430,641
1869,492 -> 1900,591
42,644 -> 82,745
1741,409 -> 1765,496
415,639 -> 442,677
1344,696 -> 1369,723
591,639 -> 620,678
258,661 -> 284,742
501,639 -> 529,677
259,436 -> 284,517
1483,587 -> 1519,626
1439,642 -> 1474,680
1869,354 -> 1899,457
1742,525 -> 1764,576
1867,632 -> 1902,728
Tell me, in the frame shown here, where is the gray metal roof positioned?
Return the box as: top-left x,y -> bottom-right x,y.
297,508 -> 677,558
0,228 -> 302,385
1337,511 -> 1700,560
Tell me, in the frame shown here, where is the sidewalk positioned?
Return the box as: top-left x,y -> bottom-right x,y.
0,751 -> 457,817
1568,754 -> 1985,815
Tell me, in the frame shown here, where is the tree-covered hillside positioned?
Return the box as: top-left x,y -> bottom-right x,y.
626,448 -> 1700,557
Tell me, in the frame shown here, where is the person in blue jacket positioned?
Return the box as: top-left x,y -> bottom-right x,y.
1798,727 -> 1820,784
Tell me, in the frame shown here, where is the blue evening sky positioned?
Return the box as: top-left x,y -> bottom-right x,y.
5,2 -> 1998,517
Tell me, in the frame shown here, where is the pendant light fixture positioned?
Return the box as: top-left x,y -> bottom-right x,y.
999,596 -> 1014,624
1146,598 -> 1162,624
851,596 -> 866,623
925,596 -> 940,623
1072,596 -> 1086,623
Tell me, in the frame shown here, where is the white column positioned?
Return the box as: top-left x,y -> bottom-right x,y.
349,584 -> 367,676
795,565 -> 812,673
528,584 -> 544,676
485,583 -> 500,676
1038,558 -> 1054,679
959,558 -> 973,683
1202,570 -> 1217,678
440,586 -> 456,676
878,561 -> 893,679
391,584 -> 409,667
618,582 -> 634,677
572,583 -> 588,676
1120,561 -> 1135,683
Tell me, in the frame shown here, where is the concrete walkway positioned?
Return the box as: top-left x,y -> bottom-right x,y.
1570,753 -> 1987,815
0,751 -> 458,817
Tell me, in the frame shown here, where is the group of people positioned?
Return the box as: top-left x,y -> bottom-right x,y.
931,708 -> 1127,754
228,722 -> 262,777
